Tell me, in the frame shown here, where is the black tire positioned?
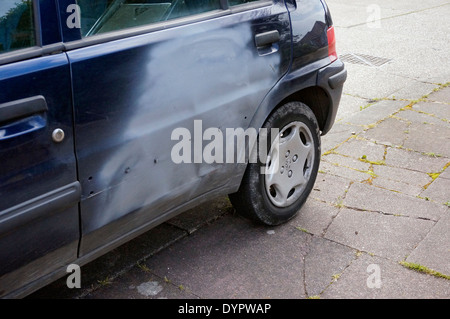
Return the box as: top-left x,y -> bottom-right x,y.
229,102 -> 321,226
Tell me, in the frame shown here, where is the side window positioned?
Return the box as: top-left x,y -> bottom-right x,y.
229,0 -> 261,6
0,0 -> 35,53
78,0 -> 222,37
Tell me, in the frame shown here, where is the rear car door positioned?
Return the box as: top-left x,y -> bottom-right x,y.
63,0 -> 292,255
0,1 -> 79,297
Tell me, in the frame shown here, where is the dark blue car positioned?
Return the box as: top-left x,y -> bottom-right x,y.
0,0 -> 346,298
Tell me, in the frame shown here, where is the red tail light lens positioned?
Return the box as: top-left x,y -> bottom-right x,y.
327,26 -> 337,62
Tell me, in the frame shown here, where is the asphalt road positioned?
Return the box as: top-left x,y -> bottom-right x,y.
29,0 -> 450,300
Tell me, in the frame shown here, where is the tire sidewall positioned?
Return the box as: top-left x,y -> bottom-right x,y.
249,102 -> 321,225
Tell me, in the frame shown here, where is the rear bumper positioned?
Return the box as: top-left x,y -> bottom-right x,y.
317,59 -> 347,135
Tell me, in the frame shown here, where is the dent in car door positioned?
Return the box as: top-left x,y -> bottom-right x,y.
0,1 -> 79,298
66,0 -> 291,255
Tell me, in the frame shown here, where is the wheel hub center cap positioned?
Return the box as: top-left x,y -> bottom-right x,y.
264,121 -> 315,208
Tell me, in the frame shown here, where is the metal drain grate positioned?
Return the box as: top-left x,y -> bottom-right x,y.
340,53 -> 392,67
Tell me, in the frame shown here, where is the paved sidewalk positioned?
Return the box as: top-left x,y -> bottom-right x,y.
30,0 -> 450,299
31,85 -> 450,300
90,87 -> 450,299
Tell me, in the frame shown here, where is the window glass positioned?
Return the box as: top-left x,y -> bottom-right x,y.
229,0 -> 261,6
78,0 -> 221,37
0,0 -> 35,53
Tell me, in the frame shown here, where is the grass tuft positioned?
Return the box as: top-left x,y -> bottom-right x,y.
399,261 -> 450,280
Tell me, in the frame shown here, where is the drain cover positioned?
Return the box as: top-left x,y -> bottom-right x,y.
340,53 -> 392,67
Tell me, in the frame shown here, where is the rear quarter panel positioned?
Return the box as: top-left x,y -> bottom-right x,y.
248,0 -> 330,138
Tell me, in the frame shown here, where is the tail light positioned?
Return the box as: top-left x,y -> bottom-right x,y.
327,26 -> 337,62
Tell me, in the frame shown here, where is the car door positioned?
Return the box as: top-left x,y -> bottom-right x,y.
0,1 -> 79,297
63,0 -> 292,255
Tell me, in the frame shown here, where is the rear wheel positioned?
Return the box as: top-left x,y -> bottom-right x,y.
229,102 -> 321,226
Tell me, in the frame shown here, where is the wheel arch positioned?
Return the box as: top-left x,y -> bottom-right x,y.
250,84 -> 332,137
249,59 -> 346,138
276,86 -> 330,134
231,67 -> 339,195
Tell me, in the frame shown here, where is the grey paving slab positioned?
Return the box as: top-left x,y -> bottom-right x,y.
388,82 -> 440,101
289,198 -> 340,237
319,160 -> 371,182
412,102 -> 450,121
324,208 -> 435,260
335,94 -> 370,122
83,267 -> 198,299
29,223 -> 187,299
331,0 -> 450,84
372,164 -> 431,188
440,166 -> 450,180
334,138 -> 386,162
144,215 -> 310,299
328,0 -> 450,29
336,61 -> 418,100
339,49 -> 409,90
326,3 -> 396,29
406,215 -> 450,276
371,178 -> 424,197
349,9 -> 450,84
304,237 -> 357,297
321,122 -> 363,153
321,254 -> 450,299
167,196 -> 233,234
343,182 -> 446,221
360,117 -> 409,147
385,147 -> 448,173
420,177 -> 450,205
373,0 -> 450,11
345,100 -> 407,126
370,162 -> 431,197
427,86 -> 450,104
403,122 -> 450,158
322,153 -> 371,171
311,173 -> 352,205
396,109 -> 449,128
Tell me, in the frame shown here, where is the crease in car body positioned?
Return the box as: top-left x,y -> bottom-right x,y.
70,4 -> 291,256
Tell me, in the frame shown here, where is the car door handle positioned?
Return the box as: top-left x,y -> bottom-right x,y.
0,95 -> 48,140
255,30 -> 280,48
0,95 -> 48,125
